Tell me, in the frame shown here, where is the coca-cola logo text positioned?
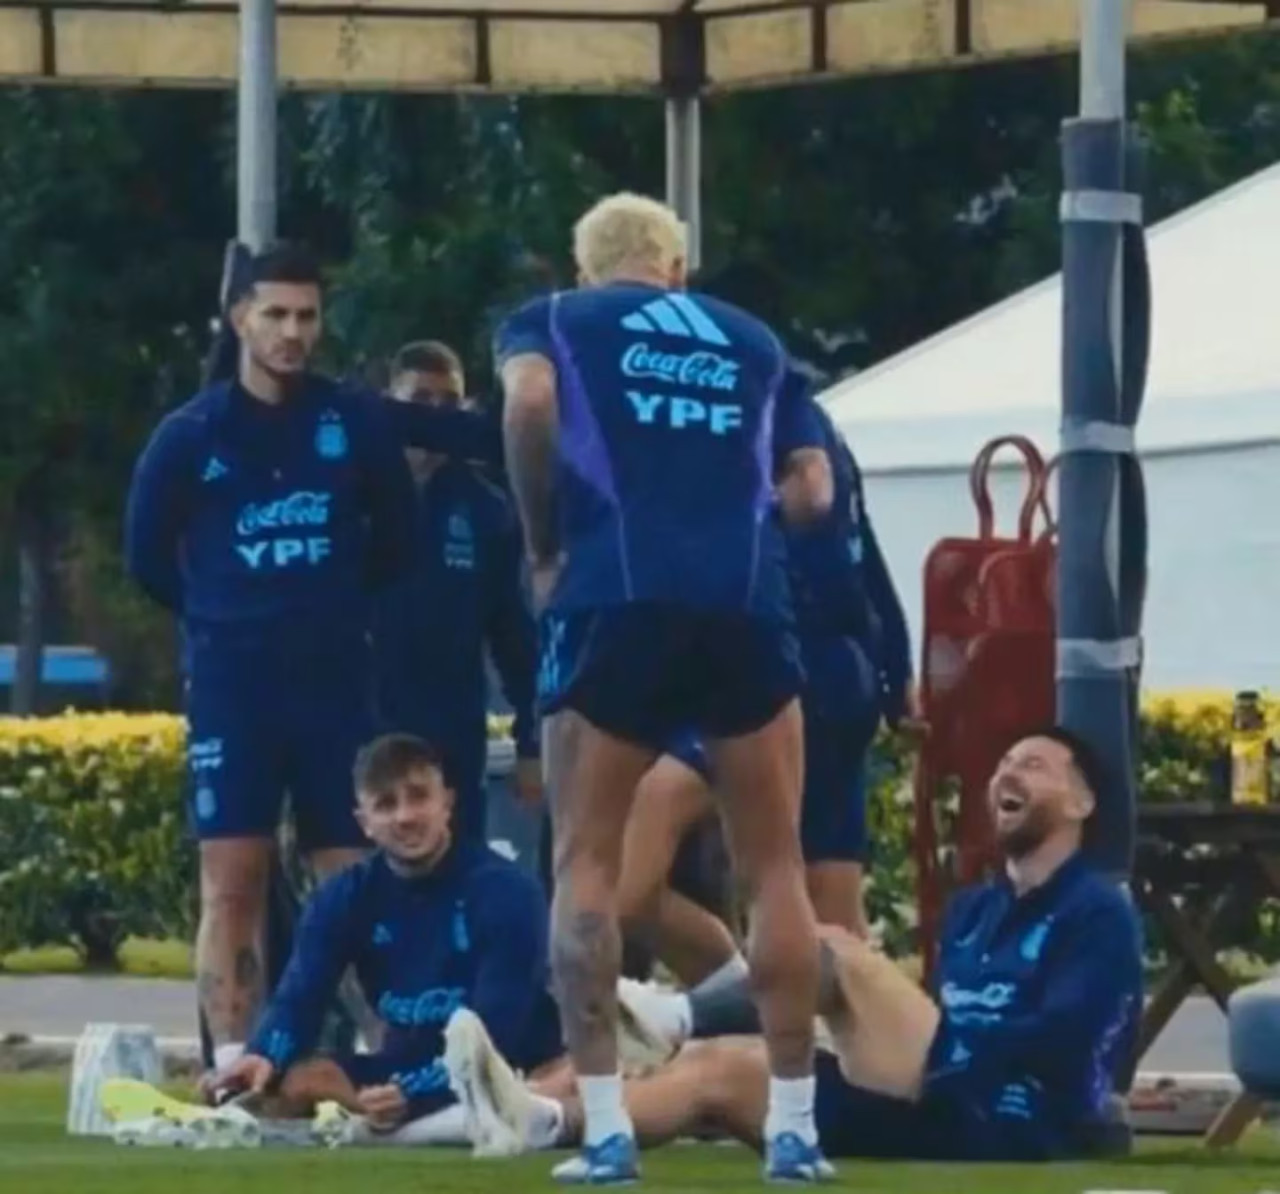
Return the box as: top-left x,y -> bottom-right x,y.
236,491 -> 332,537
619,343 -> 740,393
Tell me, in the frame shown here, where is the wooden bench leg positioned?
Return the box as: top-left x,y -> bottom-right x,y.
1205,1092 -> 1264,1148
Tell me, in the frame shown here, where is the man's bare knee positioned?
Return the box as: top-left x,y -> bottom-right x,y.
807,863 -> 868,938
816,925 -> 892,1014
815,927 -> 940,1100
817,924 -> 877,972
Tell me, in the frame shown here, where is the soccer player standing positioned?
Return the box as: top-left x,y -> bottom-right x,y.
125,245 -> 489,1080
497,194 -> 834,1184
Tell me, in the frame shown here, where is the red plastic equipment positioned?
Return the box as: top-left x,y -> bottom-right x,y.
913,438 -> 1058,978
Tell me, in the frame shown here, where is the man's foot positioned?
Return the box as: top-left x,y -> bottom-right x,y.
616,979 -> 682,1072
764,1132 -> 836,1184
551,1133 -> 640,1185
444,1008 -> 539,1157
311,1100 -> 368,1149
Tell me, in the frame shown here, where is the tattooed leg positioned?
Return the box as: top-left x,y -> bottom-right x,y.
196,839 -> 272,1047
543,711 -> 655,1077
552,905 -> 622,1073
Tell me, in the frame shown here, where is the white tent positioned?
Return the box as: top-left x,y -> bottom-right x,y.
820,161 -> 1280,691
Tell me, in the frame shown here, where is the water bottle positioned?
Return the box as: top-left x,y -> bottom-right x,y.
1230,691 -> 1271,806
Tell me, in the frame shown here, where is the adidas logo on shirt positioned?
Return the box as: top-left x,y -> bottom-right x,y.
201,457 -> 229,483
621,294 -> 730,347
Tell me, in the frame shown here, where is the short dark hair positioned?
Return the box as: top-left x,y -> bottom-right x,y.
1018,724 -> 1107,803
247,242 -> 323,292
353,733 -> 444,796
391,340 -> 465,384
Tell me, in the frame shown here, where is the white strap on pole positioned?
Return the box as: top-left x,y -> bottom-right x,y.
1060,189 -> 1142,225
1059,420 -> 1136,455
1057,636 -> 1142,677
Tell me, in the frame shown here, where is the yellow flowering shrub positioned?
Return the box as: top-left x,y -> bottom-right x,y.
0,695 -> 1271,964
0,713 -> 193,966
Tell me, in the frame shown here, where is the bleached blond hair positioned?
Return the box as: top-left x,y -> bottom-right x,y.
573,192 -> 687,284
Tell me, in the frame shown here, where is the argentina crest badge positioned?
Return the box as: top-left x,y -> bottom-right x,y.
447,510 -> 473,542
315,409 -> 348,461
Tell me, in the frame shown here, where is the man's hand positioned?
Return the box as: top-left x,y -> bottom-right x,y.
356,1083 -> 408,1132
201,1053 -> 275,1104
527,553 -> 563,614
513,757 -> 544,807
776,447 -> 834,525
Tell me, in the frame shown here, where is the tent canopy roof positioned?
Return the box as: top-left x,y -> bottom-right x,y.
819,156 -> 1280,473
0,0 -> 1271,94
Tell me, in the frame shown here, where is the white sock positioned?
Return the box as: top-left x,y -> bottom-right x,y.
379,1103 -> 470,1147
699,953 -> 749,994
526,1093 -> 567,1150
648,992 -> 694,1044
764,1075 -> 817,1146
578,1073 -> 632,1146
213,1042 -> 245,1072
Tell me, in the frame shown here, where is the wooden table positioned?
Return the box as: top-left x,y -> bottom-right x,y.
1130,803 -> 1280,1144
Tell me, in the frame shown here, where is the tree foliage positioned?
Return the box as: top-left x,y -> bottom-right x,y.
0,90 -> 224,523
1,30 -> 1279,702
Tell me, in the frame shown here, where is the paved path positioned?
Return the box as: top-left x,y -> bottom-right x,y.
1,976 -> 195,1040
0,975 -> 1232,1075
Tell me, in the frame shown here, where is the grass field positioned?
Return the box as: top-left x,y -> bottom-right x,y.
1,938 -> 192,978
3,1075 -> 1279,1194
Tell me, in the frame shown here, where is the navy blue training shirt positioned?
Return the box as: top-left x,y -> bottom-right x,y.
495,283 -> 824,624
927,852 -> 1143,1158
250,843 -> 561,1108
373,459 -> 539,763
785,405 -> 912,722
125,376 -> 499,662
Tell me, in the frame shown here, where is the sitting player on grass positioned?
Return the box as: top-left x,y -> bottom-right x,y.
444,727 -> 1143,1169
209,733 -> 564,1144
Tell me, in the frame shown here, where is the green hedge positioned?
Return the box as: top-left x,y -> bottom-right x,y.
0,715 -> 194,967
0,697 -> 1274,968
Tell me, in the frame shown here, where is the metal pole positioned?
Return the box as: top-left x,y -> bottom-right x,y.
665,95 -> 702,272
237,0 -> 278,249
1058,0 -> 1144,878
1079,0 -> 1127,119
1081,0 -> 1125,634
